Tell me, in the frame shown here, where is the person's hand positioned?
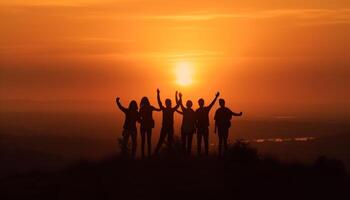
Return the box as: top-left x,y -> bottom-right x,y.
240,112 -> 243,116
179,92 -> 183,98
157,88 -> 160,94
116,97 -> 120,102
216,92 -> 220,97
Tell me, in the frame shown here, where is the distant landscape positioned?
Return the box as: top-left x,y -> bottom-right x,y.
1,111 -> 349,179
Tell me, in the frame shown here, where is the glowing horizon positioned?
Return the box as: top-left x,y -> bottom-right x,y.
0,0 -> 349,117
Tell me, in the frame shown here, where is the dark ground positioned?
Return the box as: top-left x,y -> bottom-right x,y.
1,142 -> 349,200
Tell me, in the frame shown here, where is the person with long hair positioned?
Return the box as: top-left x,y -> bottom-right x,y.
116,97 -> 139,158
139,97 -> 161,158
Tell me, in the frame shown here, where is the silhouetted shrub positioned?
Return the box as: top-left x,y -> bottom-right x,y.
313,156 -> 347,177
158,136 -> 183,157
224,140 -> 259,164
117,136 -> 130,158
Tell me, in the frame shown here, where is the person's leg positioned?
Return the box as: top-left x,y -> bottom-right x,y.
140,129 -> 146,158
154,128 -> 166,155
223,128 -> 229,155
187,132 -> 194,156
121,129 -> 130,154
123,129 -> 130,146
147,129 -> 152,157
197,130 -> 202,156
181,129 -> 186,154
203,128 -> 209,156
218,128 -> 223,157
131,130 -> 137,158
167,127 -> 174,149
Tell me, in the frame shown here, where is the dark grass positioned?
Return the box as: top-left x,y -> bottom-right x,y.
1,141 -> 349,200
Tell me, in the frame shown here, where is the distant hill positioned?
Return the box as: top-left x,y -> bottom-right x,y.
0,134 -> 116,178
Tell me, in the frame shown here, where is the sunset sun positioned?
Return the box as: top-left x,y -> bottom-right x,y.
174,61 -> 194,86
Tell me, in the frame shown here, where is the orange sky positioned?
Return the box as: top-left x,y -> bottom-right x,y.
0,0 -> 349,118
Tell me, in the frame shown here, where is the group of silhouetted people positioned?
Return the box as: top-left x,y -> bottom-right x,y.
116,89 -> 242,158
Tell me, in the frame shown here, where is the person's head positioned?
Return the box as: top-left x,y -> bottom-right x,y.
140,96 -> 150,108
165,98 -> 172,108
186,100 -> 193,108
129,100 -> 138,111
198,98 -> 204,108
219,99 -> 225,107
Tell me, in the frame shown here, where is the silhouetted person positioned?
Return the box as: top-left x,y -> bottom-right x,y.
116,97 -> 139,158
154,89 -> 181,155
214,99 -> 243,157
195,92 -> 220,156
139,97 -> 161,158
175,92 -> 196,156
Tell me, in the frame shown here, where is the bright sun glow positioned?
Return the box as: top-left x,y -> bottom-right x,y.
174,61 -> 194,86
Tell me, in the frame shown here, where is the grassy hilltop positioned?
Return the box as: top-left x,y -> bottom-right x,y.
1,141 -> 349,200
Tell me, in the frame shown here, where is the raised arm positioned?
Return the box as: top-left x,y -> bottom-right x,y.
173,91 -> 181,110
157,88 -> 164,110
116,97 -> 127,113
175,91 -> 179,105
208,92 -> 220,110
177,92 -> 186,111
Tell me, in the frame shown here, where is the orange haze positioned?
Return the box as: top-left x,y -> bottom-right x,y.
1,0 -> 349,119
